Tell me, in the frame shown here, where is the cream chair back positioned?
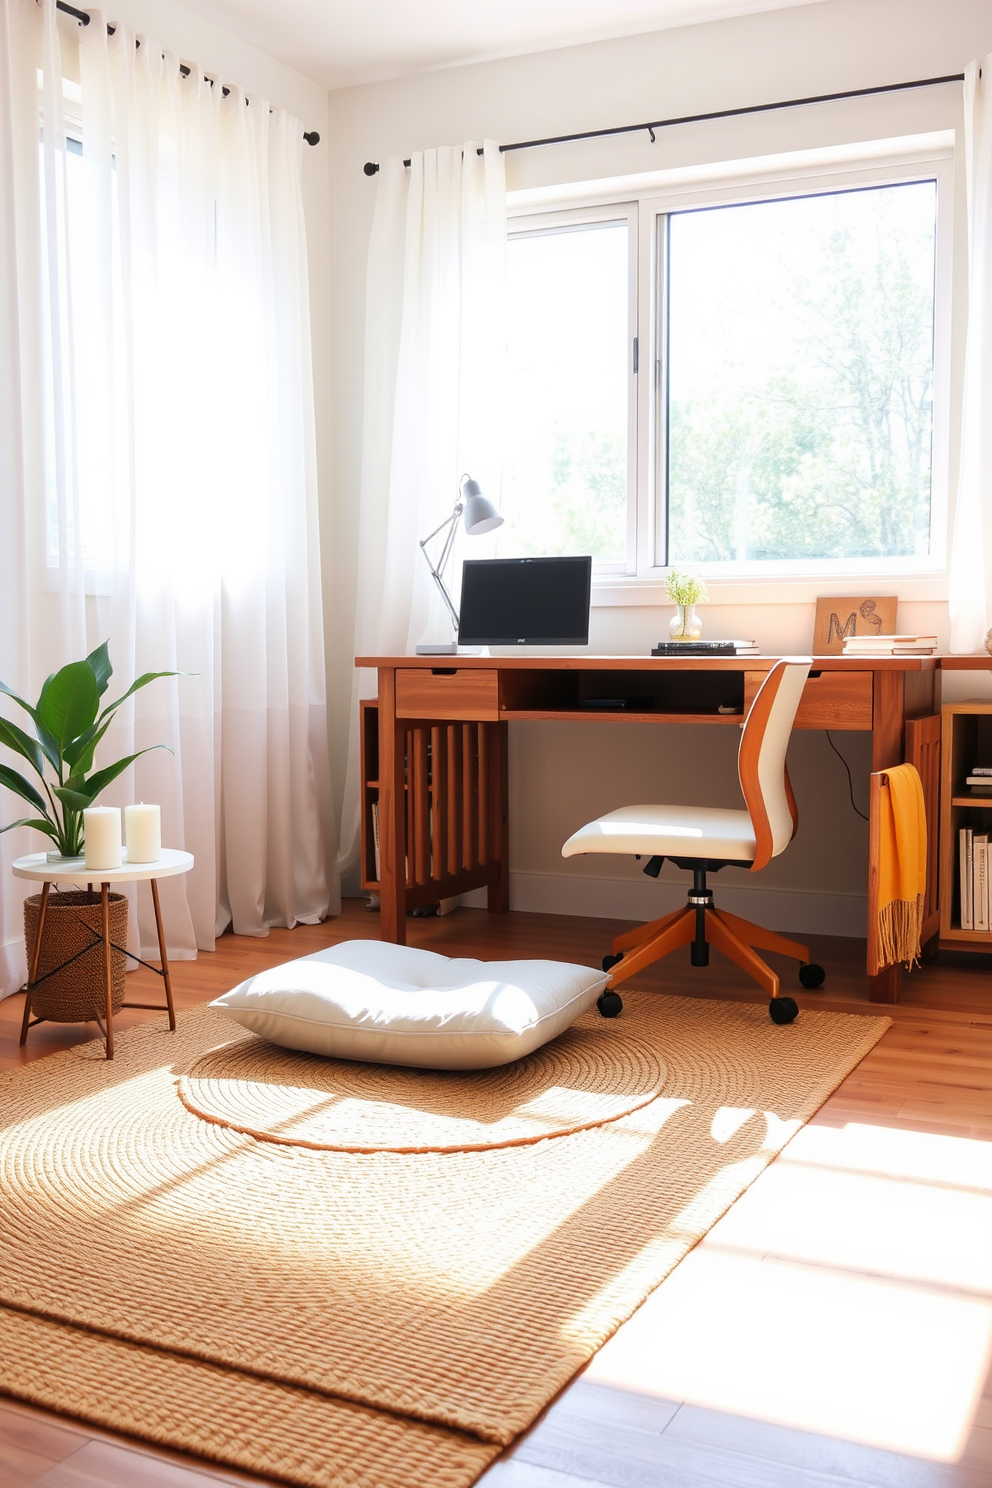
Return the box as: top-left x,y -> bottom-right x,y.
737,659 -> 811,871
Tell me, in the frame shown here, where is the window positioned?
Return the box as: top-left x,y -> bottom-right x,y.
500,150 -> 949,590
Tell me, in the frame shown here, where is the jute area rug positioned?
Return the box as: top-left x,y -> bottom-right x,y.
0,992 -> 890,1488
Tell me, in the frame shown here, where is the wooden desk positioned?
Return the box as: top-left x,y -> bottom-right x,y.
356,654 -> 941,1001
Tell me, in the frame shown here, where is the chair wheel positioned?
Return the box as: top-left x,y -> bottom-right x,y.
769,996 -> 799,1025
602,952 -> 623,974
799,963 -> 826,989
597,990 -> 623,1018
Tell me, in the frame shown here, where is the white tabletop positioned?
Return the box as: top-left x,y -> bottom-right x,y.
12,848 -> 194,886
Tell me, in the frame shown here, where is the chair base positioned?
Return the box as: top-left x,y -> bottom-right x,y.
606,897 -> 812,1002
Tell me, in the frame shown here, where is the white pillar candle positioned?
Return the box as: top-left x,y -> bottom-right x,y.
125,803 -> 161,864
84,806 -> 122,871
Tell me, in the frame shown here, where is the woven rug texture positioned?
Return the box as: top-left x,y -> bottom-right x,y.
0,992 -> 890,1488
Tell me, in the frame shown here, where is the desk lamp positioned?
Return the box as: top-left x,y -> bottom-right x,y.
414,474 -> 503,656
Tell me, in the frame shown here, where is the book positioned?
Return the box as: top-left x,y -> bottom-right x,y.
972,766 -> 992,776
966,776 -> 992,788
843,635 -> 937,655
843,634 -> 938,647
651,640 -> 758,656
961,827 -> 974,930
976,834 -> 990,932
842,642 -> 935,655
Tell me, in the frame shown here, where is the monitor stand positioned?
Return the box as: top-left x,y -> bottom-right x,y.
414,643 -> 488,656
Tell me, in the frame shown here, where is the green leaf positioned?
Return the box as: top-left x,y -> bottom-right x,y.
0,679 -> 37,718
0,681 -> 63,773
0,817 -> 58,841
38,662 -> 100,754
0,716 -> 45,776
98,671 -> 183,724
0,763 -> 49,814
53,744 -> 171,811
63,714 -> 114,774
85,641 -> 113,698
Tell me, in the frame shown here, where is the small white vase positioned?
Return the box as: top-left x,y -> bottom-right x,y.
669,604 -> 703,641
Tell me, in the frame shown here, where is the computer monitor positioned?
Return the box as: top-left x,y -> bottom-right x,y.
457,555 -> 592,646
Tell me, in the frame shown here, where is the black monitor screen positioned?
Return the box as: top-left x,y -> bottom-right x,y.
458,556 -> 592,645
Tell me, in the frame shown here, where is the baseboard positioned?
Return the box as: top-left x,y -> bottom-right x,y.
485,871 -> 867,938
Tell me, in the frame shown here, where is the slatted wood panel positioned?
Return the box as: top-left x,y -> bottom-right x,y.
362,716 -> 505,908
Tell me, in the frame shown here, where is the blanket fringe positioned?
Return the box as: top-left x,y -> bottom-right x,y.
873,893 -> 924,975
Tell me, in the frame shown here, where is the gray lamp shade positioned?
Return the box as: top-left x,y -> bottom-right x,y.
460,478 -> 503,536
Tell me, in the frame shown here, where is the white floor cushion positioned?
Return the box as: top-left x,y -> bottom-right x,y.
209,940 -> 610,1070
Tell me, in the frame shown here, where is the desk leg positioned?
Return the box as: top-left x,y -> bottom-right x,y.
488,721 -> 510,914
868,671 -> 906,1004
19,879 -> 50,1046
150,878 -> 177,1030
101,881 -> 114,1059
378,668 -> 407,945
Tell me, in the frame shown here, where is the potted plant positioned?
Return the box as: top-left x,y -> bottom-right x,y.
665,569 -> 709,641
0,642 -> 178,1023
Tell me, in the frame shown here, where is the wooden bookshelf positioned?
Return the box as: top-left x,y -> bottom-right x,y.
940,700 -> 992,952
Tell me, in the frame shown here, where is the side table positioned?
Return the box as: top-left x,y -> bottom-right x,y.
13,849 -> 194,1059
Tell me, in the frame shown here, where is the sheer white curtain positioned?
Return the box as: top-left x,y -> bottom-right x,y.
339,142 -> 507,876
0,0 -> 336,997
949,57 -> 992,653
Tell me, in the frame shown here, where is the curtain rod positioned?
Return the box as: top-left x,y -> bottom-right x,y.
361,71 -> 965,176
54,0 -> 320,144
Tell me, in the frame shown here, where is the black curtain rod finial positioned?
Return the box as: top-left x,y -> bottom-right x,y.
304,132 -> 320,147
364,161 -> 380,176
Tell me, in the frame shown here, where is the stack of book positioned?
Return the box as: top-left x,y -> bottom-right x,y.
965,766 -> 992,798
960,826 -> 992,931
651,639 -> 759,656
842,634 -> 937,656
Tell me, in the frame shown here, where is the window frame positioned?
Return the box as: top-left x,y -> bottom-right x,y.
506,139 -> 954,606
504,201 -> 639,575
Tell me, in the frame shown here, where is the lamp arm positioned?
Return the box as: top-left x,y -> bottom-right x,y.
429,567 -> 461,631
418,507 -> 462,631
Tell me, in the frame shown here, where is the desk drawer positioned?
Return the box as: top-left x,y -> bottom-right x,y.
744,670 -> 873,730
395,668 -> 500,721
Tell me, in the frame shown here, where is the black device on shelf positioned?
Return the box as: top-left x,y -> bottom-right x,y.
458,555 -> 592,645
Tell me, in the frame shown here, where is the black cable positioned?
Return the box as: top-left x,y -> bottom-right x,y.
826,731 -> 869,821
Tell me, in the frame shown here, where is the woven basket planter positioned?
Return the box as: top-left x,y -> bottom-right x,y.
24,891 -> 128,1023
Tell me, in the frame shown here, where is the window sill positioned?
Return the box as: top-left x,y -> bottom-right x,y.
592,571 -> 949,607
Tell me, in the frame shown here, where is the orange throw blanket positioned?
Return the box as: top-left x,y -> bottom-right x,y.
871,763 -> 927,974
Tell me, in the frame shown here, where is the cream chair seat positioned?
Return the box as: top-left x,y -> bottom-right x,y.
562,658 -> 825,1024
564,803 -> 756,863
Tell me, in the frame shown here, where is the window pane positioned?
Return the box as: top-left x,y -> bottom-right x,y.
499,221 -> 629,565
667,181 -> 937,564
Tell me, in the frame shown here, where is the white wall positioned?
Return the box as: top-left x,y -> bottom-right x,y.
324,0 -> 992,930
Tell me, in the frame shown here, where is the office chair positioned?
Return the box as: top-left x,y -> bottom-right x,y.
562,658 -> 825,1024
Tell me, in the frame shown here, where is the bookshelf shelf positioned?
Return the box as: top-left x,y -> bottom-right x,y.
940,700 -> 992,950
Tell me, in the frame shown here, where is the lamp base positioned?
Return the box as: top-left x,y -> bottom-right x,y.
414,642 -> 459,656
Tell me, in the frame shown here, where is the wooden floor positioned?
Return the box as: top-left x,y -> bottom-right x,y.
2,901 -> 992,1488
